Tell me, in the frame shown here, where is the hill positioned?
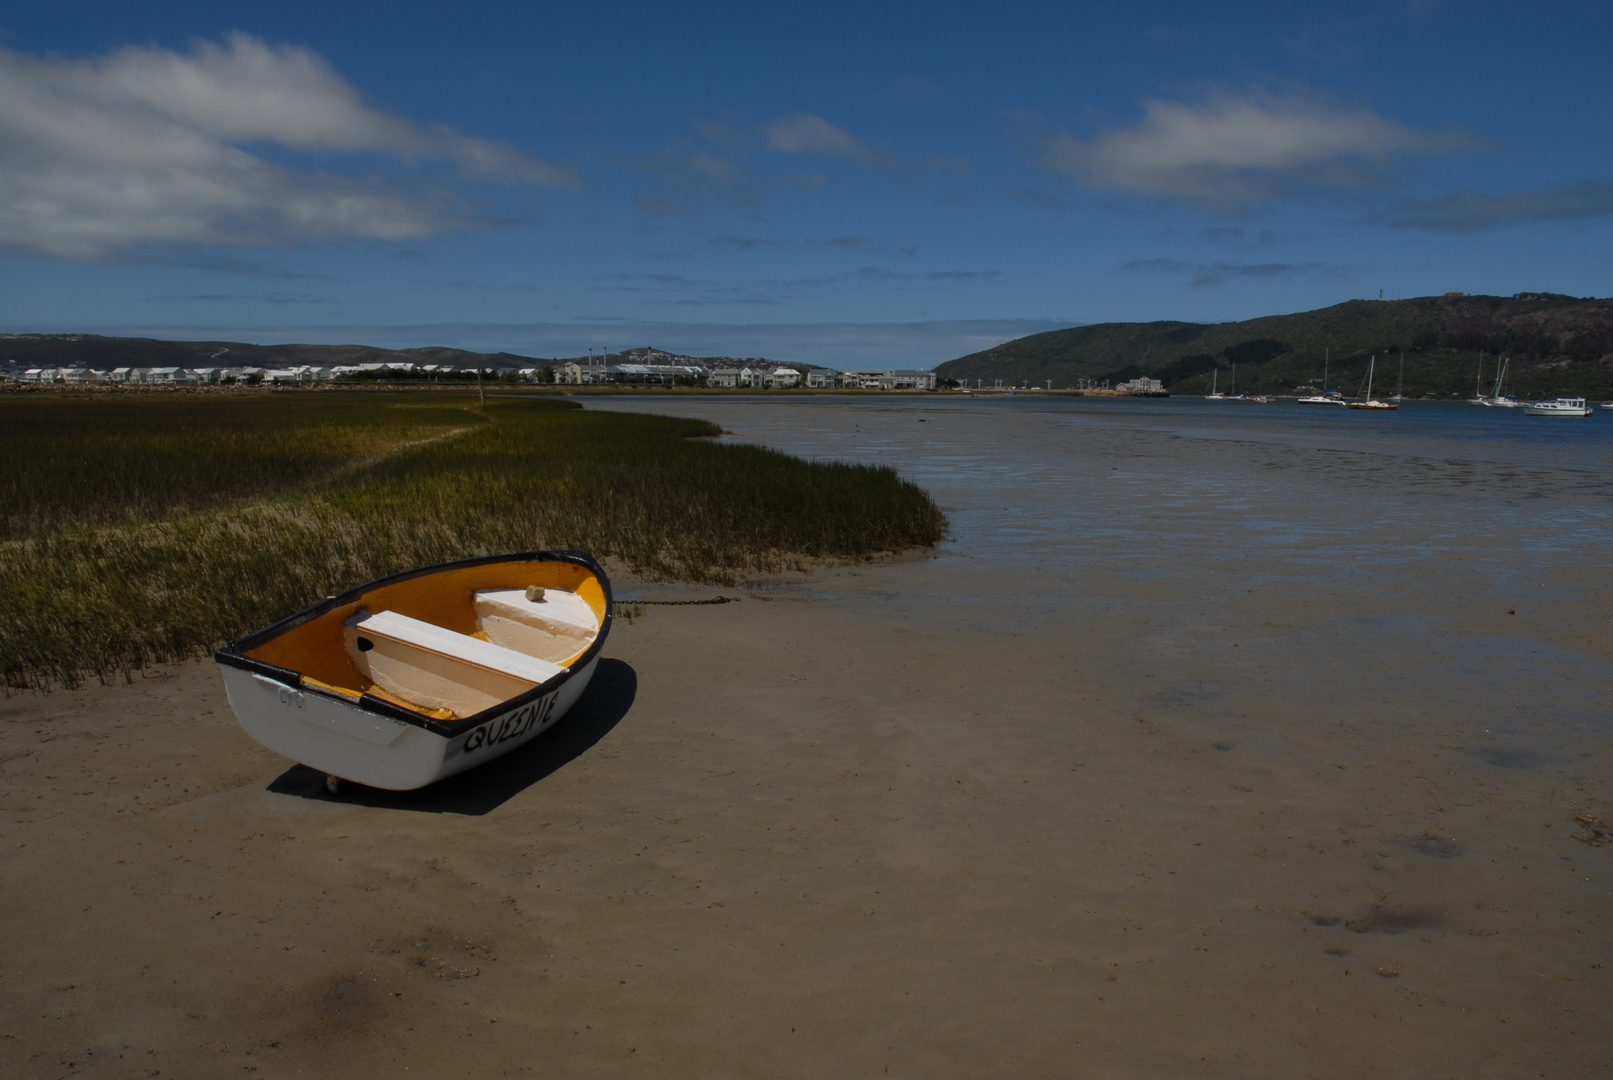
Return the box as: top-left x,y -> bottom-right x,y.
0,336 -> 787,376
934,294 -> 1613,399
0,334 -> 549,372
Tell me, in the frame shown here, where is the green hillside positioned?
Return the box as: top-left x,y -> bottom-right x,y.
935,294 -> 1613,399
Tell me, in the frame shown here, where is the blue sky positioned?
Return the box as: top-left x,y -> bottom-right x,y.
1,1 -> 1608,366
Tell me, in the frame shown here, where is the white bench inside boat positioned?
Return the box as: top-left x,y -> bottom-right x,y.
346,609 -> 565,719
473,588 -> 599,663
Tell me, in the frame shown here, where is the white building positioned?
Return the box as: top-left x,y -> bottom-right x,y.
767,367 -> 801,388
837,369 -> 936,390
877,370 -> 937,391
1115,376 -> 1166,395
707,367 -> 743,388
558,360 -> 608,384
264,368 -> 312,384
805,368 -> 838,389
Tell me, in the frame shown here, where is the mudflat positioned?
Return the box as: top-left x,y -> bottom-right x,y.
4,396 -> 1609,1077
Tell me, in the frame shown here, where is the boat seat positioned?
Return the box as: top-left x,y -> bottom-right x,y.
474,588 -> 599,663
346,609 -> 564,718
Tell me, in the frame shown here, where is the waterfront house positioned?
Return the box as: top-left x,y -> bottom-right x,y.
877,370 -> 937,391
1115,376 -> 1166,395
707,367 -> 742,388
837,369 -> 884,388
141,370 -> 196,386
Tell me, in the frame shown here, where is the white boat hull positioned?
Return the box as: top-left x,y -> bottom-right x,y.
216,550 -> 612,790
220,656 -> 598,790
1523,398 -> 1592,417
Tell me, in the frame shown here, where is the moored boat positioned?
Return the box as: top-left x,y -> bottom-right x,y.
1522,397 -> 1592,417
1298,347 -> 1346,404
1346,355 -> 1398,410
216,551 -> 612,790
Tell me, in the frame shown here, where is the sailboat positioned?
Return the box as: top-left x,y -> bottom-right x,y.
1226,362 -> 1248,401
1204,368 -> 1226,400
1468,350 -> 1489,405
1298,347 -> 1346,405
1389,351 -> 1405,403
1250,363 -> 1272,403
1482,356 -> 1523,408
1347,355 -> 1398,410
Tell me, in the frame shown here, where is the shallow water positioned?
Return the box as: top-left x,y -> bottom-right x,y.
590,394 -> 1613,746
594,395 -> 1611,572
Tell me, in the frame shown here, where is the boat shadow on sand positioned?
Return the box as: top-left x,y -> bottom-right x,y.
265,657 -> 637,816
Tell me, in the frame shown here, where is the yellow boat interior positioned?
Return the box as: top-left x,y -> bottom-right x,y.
242,557 -> 608,720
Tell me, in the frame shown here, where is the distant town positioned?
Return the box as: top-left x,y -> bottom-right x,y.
1,343 -> 944,391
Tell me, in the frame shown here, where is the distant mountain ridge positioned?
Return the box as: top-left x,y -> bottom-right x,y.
0,334 -> 543,372
935,294 -> 1613,399
0,336 -> 774,373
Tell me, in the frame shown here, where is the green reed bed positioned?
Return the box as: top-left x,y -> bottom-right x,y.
0,392 -> 477,536
1,394 -> 945,689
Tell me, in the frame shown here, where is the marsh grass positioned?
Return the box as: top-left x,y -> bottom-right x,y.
1,393 -> 944,689
0,393 -> 477,536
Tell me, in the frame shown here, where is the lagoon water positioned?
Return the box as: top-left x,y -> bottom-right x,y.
577,393 -> 1612,1071
594,393 -> 1612,742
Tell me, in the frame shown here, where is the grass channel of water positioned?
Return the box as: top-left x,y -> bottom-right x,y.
1,391 -> 946,690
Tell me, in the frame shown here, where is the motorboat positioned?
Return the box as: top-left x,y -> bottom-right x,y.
1523,397 -> 1592,417
216,551 -> 611,790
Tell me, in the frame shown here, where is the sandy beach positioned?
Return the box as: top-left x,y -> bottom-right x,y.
3,396 -> 1609,1078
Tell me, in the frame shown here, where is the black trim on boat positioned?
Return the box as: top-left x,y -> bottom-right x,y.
214,549 -> 614,738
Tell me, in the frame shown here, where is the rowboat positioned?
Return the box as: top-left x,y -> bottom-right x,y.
216,551 -> 612,790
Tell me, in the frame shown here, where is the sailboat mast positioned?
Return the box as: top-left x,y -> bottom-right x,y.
1398,351 -> 1404,401
1323,347 -> 1329,394
1476,350 -> 1484,398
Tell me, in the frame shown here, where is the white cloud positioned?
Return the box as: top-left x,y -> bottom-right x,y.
761,113 -> 883,165
0,34 -> 578,259
1042,92 -> 1470,212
